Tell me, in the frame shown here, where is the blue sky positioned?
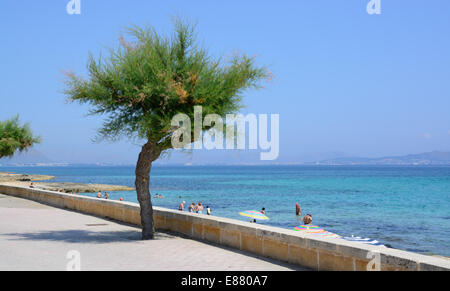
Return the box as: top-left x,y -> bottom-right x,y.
0,0 -> 449,164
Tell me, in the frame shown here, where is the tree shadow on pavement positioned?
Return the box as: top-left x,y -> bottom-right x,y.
3,229 -> 179,244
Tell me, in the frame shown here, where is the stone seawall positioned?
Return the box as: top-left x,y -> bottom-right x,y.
0,184 -> 448,271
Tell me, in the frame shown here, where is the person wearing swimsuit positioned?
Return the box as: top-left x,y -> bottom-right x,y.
302,214 -> 312,225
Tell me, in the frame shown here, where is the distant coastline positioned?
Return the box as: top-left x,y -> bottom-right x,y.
314,151 -> 450,166
1,163 -> 450,167
1,151 -> 448,167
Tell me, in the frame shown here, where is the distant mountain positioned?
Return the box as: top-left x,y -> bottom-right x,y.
0,149 -> 53,166
317,151 -> 450,165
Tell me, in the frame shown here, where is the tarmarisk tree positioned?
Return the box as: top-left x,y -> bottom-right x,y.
64,20 -> 269,239
0,115 -> 41,159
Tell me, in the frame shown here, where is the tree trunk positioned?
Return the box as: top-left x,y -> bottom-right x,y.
135,141 -> 160,240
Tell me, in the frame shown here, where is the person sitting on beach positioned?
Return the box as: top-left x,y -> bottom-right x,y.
97,192 -> 102,198
296,203 -> 301,216
105,192 -> 109,199
261,207 -> 266,215
206,206 -> 211,215
188,203 -> 195,213
197,202 -> 204,214
179,201 -> 185,211
302,214 -> 312,225
29,182 -> 34,188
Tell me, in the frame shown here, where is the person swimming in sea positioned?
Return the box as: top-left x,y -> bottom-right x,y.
261,207 -> 266,215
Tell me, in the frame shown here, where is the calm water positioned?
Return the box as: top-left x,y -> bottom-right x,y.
1,165 -> 449,256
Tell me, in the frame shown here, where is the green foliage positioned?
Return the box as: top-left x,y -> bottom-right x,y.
65,19 -> 269,151
0,115 -> 41,159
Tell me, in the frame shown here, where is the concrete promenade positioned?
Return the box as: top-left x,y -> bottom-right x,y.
0,194 -> 305,271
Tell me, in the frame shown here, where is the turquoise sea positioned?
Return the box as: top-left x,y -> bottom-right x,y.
1,165 -> 449,256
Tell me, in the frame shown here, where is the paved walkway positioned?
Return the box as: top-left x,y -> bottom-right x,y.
0,194 -> 305,271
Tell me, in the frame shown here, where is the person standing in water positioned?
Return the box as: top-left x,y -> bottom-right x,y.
296,203 -> 301,216
179,201 -> 185,211
104,192 -> 109,199
97,192 -> 102,198
261,207 -> 266,215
